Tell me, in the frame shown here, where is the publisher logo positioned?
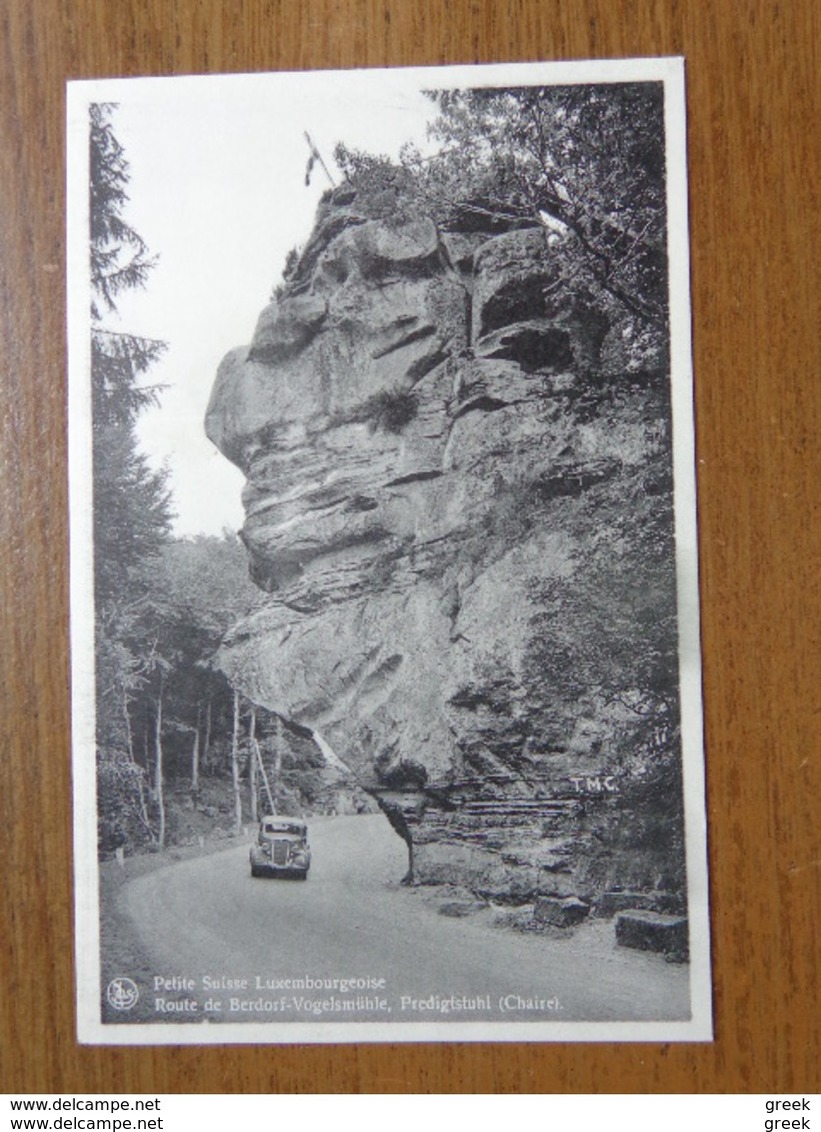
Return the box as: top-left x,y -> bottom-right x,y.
107,977 -> 139,1011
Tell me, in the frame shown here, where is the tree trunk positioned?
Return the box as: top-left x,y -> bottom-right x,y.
231,688 -> 242,835
248,706 -> 258,823
191,705 -> 200,796
123,688 -> 152,836
135,774 -> 152,840
154,675 -> 166,849
121,689 -> 134,760
203,695 -> 212,770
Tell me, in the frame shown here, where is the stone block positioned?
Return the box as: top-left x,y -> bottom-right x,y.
533,895 -> 590,928
596,891 -> 656,918
596,891 -> 683,918
615,910 -> 689,955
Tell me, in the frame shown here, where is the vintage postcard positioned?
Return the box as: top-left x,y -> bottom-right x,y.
67,57 -> 711,1044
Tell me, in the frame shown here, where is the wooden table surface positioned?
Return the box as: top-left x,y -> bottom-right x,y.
1,0 -> 818,1095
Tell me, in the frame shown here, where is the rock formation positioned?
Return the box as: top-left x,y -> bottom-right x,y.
206,180 -> 685,907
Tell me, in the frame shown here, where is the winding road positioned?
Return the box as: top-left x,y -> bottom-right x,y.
121,814 -> 690,1030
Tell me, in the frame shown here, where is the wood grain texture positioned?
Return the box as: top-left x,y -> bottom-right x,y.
1,0 -> 818,1094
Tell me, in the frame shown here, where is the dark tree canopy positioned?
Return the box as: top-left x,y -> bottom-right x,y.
334,82 -> 668,335
90,104 -> 173,849
421,85 -> 667,322
89,103 -> 172,605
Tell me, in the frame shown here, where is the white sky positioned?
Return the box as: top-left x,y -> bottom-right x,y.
67,59 -> 683,537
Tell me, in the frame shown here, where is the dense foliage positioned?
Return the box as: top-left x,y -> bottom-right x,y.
334,82 -> 667,364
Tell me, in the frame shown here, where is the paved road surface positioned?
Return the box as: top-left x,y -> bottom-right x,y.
122,814 -> 690,1028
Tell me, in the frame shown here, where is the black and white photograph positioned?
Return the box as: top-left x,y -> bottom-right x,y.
67,57 -> 711,1044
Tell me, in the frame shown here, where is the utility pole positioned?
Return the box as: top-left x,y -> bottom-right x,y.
248,706 -> 258,822
252,736 -> 275,816
274,716 -> 284,810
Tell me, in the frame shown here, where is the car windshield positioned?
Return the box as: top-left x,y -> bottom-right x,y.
262,821 -> 305,836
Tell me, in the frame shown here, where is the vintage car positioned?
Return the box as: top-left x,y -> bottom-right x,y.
249,816 -> 311,879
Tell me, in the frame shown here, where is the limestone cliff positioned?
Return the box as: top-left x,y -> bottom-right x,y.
206,182 -> 684,906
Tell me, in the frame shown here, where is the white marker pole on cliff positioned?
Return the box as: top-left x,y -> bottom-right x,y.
304,131 -> 336,188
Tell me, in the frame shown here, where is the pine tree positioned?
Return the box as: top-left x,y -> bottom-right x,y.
90,103 -> 157,319
90,103 -> 173,605
90,104 -> 173,851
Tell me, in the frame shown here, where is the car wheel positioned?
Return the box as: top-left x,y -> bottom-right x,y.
250,865 -> 262,878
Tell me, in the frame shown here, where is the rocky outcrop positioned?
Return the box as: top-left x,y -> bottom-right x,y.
206,182 -> 683,905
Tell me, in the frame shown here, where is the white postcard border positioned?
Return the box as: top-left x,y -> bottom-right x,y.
67,55 -> 711,1045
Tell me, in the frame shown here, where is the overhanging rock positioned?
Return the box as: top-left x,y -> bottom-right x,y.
207,181 -> 682,905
